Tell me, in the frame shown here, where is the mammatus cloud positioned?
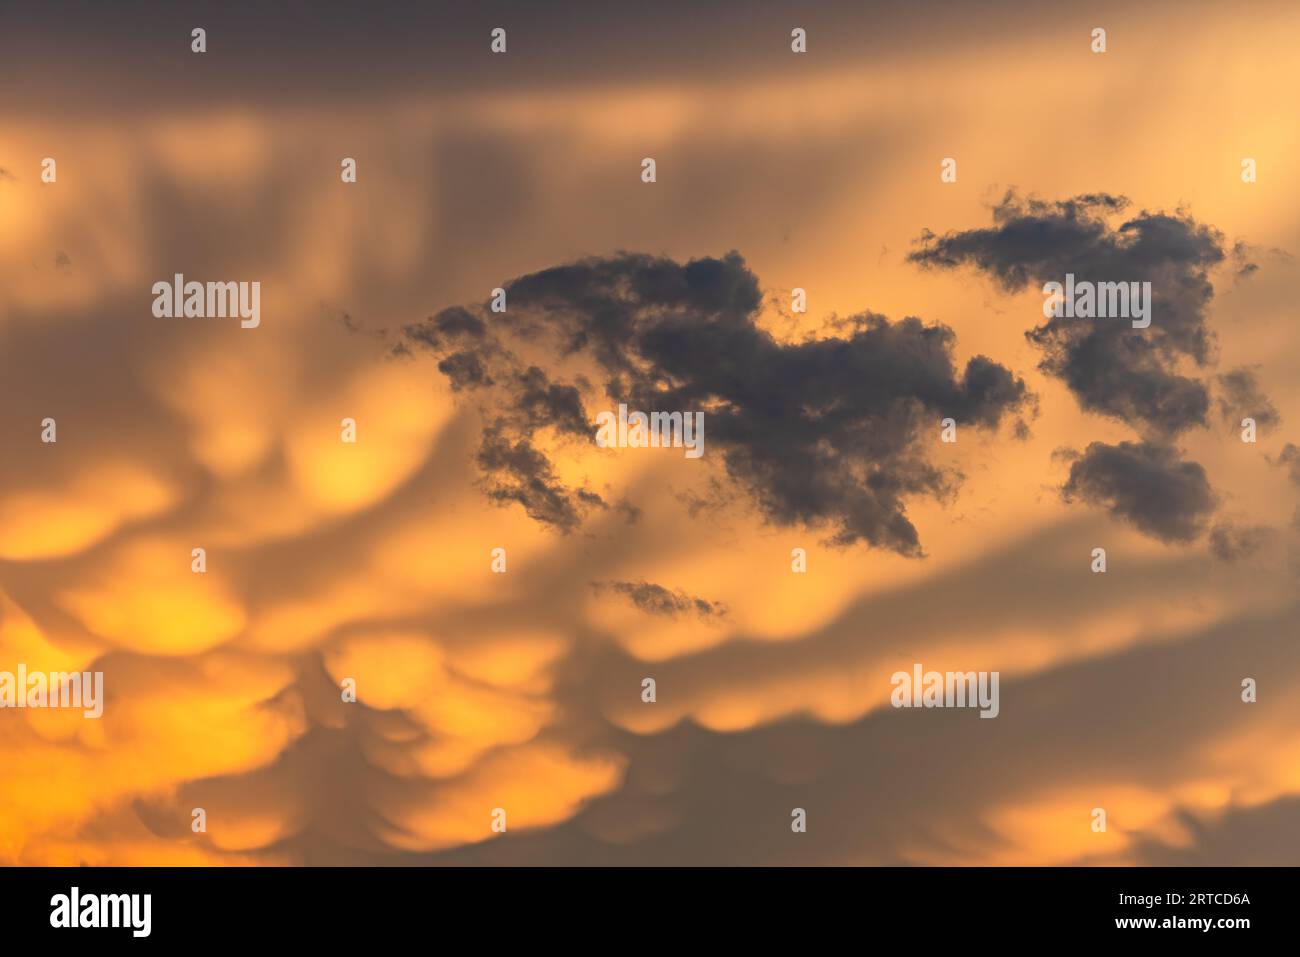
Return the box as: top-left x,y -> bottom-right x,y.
400,252 -> 1029,555
4,0 -> 1300,870
909,192 -> 1269,543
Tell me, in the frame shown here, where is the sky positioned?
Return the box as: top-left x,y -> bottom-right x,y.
2,0 -> 1300,865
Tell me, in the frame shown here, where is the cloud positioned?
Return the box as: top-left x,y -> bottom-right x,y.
4,12 -> 1298,869
476,424 -> 605,531
1060,440 -> 1216,542
910,191 -> 1236,438
1128,795 -> 1300,866
0,0 -> 1149,117
405,589 -> 1300,865
400,251 -> 1029,554
908,192 -> 1254,542
1274,443 -> 1300,485
1208,522 -> 1269,562
591,580 -> 727,619
1216,366 -> 1279,430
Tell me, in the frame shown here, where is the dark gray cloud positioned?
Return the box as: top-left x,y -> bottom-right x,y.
908,192 -> 1254,542
475,424 -> 604,531
592,580 -> 727,619
1216,366 -> 1279,430
1274,443 -> 1300,485
406,307 -> 603,531
1060,440 -> 1216,542
1230,240 -> 1261,280
400,251 -> 1029,554
910,191 -> 1236,438
1208,522 -> 1269,562
614,499 -> 643,525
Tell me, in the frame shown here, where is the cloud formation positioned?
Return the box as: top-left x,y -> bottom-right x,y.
401,251 -> 1029,554
3,1 -> 1299,869
1274,444 -> 1300,485
1060,440 -> 1216,542
1208,522 -> 1269,562
910,192 -> 1237,438
1216,366 -> 1280,431
908,192 -> 1267,542
591,580 -> 727,619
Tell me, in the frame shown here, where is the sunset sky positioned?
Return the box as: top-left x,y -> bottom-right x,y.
2,0 -> 1299,865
